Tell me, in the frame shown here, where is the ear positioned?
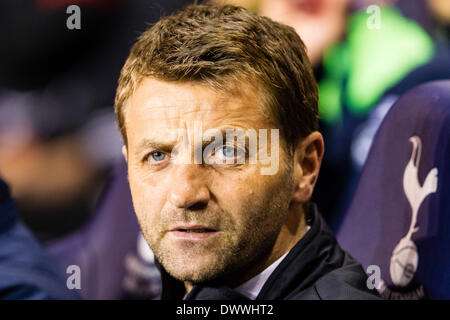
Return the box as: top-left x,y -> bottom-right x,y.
291,131 -> 324,204
122,145 -> 128,163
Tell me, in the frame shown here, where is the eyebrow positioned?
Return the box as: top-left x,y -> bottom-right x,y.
135,139 -> 174,157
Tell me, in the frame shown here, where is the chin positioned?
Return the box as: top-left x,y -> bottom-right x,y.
168,267 -> 220,284
164,256 -> 227,284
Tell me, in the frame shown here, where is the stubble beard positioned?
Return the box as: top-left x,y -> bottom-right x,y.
136,165 -> 295,286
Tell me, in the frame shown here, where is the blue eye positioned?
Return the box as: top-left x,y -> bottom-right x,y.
222,146 -> 235,157
203,144 -> 245,165
150,151 -> 166,162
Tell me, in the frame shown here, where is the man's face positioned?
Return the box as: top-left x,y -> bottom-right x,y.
123,78 -> 295,284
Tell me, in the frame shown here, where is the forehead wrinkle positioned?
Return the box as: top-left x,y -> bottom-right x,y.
136,84 -> 260,118
125,78 -> 276,145
140,102 -> 265,128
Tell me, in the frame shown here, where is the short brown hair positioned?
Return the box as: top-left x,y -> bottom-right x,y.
115,3 -> 318,151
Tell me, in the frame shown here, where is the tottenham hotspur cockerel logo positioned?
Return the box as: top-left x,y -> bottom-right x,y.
389,136 -> 438,287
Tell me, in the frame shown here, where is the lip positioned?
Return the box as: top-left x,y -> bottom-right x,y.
291,0 -> 323,14
169,225 -> 219,241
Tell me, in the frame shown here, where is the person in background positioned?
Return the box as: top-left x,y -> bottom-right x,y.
0,177 -> 79,299
339,0 -> 450,230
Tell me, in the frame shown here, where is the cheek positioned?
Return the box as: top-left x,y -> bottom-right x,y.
211,171 -> 279,223
128,166 -> 167,228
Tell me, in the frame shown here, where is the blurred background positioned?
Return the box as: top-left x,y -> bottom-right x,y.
0,0 -> 192,242
0,0 -> 449,299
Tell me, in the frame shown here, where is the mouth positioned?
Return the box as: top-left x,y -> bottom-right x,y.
290,0 -> 323,14
169,225 -> 219,241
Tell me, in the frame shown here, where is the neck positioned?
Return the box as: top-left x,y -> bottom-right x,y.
183,203 -> 308,294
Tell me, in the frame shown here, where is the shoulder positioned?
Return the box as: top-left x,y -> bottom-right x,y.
0,178 -> 79,300
312,253 -> 381,300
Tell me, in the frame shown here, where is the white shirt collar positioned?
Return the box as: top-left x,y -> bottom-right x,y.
234,225 -> 311,299
234,252 -> 288,300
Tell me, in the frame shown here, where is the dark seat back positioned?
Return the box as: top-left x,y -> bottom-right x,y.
336,81 -> 450,299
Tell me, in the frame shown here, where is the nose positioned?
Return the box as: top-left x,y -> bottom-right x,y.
168,164 -> 211,210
